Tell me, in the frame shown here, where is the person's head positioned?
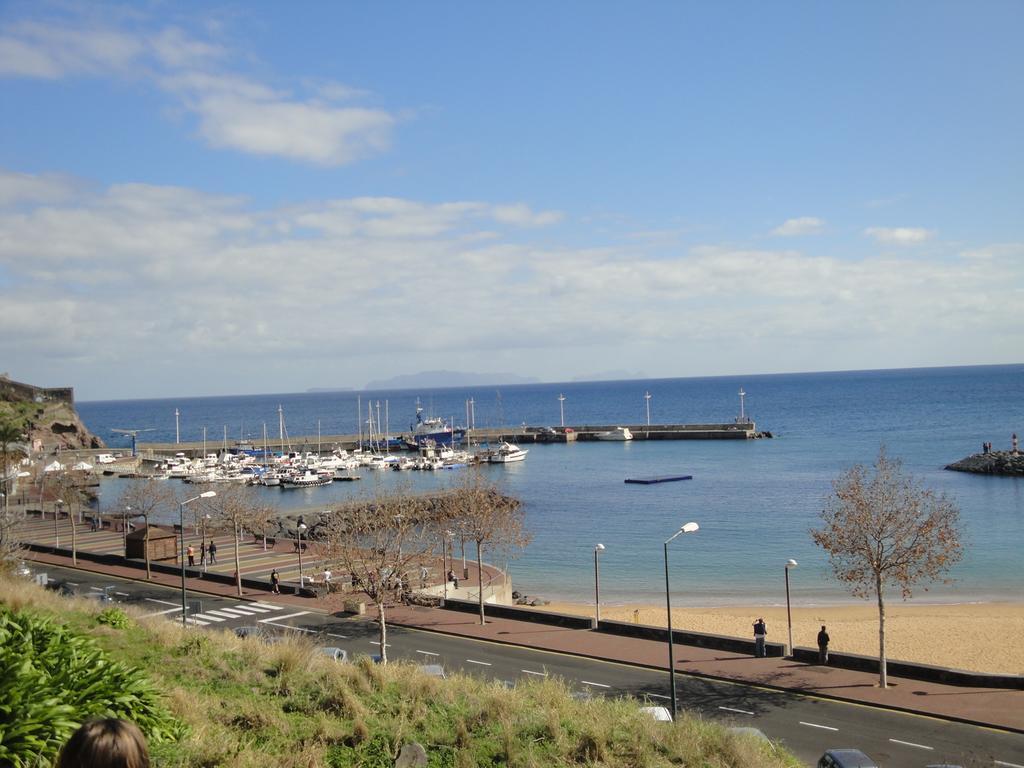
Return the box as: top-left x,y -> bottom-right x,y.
821,625 -> 827,630
57,719 -> 150,768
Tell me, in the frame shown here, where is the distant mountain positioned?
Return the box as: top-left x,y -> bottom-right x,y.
306,387 -> 354,393
363,370 -> 540,391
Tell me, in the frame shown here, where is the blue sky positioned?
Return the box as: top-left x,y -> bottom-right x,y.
1,1 -> 1021,399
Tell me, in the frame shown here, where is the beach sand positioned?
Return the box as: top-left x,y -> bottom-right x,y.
531,600 -> 1024,675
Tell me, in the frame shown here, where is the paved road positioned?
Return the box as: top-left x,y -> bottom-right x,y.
38,565 -> 1024,768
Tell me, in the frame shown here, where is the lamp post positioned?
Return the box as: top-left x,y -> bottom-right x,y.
558,393 -> 566,427
296,522 -> 308,586
180,491 -> 216,627
785,559 -> 798,656
54,499 -> 64,548
644,391 -> 652,427
122,505 -> 132,555
663,521 -> 699,719
594,543 -> 605,624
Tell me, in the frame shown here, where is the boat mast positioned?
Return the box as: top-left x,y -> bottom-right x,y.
357,396 -> 362,451
278,405 -> 284,452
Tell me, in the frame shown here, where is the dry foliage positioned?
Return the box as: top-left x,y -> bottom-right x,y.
811,446 -> 962,686
120,479 -> 177,578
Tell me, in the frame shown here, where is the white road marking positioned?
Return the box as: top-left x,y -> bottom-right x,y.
115,591 -> 129,597
145,597 -> 179,607
799,721 -> 838,732
216,607 -> 259,617
888,739 -> 933,750
646,693 -> 671,700
235,604 -> 271,613
66,582 -> 79,586
89,586 -> 104,591
521,669 -> 547,677
369,641 -> 391,647
325,633 -> 349,640
185,617 -> 210,627
202,610 -> 241,619
258,611 -> 308,623
263,622 -> 315,634
466,659 -> 492,666
140,607 -> 182,617
719,706 -> 755,716
580,680 -> 610,688
416,650 -> 439,656
995,761 -> 1024,768
191,613 -> 225,622
250,602 -> 284,611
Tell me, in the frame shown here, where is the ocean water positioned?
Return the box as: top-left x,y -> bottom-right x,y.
78,365 -> 1024,607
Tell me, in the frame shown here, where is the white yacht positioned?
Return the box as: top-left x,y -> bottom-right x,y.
596,427 -> 633,441
488,442 -> 529,463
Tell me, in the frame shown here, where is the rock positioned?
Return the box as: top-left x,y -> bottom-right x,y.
945,451 -> 1024,477
395,742 -> 428,768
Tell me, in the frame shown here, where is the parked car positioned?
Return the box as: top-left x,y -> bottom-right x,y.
817,749 -> 879,768
317,646 -> 348,662
418,664 -> 446,679
639,705 -> 673,722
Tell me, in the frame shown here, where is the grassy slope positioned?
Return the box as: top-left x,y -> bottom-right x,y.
0,578 -> 801,768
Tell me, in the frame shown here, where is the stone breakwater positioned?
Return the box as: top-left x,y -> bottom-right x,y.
945,451 -> 1024,477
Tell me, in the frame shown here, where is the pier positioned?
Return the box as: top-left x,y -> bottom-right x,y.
129,421 -> 769,458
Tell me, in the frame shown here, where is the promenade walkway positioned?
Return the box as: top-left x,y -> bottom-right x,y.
14,518 -> 1024,735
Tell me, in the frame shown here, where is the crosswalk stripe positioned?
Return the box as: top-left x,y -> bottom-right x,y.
259,611 -> 308,623
185,618 -> 210,626
250,602 -> 284,611
192,613 -> 225,622
215,607 -> 258,617
235,604 -> 271,613
202,610 -> 241,619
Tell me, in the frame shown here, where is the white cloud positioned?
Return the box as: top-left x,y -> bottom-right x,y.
0,170 -> 78,205
2,171 -> 1019,398
492,204 -> 563,228
0,17 -> 399,166
771,217 -> 824,237
864,226 -> 934,244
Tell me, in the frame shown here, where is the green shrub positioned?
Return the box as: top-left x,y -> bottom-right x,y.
0,606 -> 185,767
96,606 -> 133,629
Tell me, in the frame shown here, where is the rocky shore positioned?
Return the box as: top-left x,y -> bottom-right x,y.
945,450 -> 1024,477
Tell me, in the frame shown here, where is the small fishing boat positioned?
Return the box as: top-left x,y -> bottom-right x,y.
488,442 -> 529,463
596,427 -> 633,441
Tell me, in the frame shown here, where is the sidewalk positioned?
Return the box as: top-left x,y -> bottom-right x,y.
18,546 -> 1024,735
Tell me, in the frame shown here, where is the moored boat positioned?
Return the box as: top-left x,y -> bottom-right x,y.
596,427 -> 633,441
488,442 -> 528,463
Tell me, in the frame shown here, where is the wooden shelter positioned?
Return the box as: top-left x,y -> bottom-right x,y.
125,525 -> 178,562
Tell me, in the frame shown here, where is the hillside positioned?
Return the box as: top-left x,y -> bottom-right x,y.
0,375 -> 103,452
0,577 -> 799,768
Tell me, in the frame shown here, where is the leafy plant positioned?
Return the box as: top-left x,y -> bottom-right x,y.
0,607 -> 185,767
96,607 -> 133,629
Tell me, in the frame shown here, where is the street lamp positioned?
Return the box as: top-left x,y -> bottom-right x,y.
644,391 -> 652,427
180,491 -> 216,626
54,499 -> 64,548
201,513 -> 211,571
663,521 -> 699,720
593,543 -> 605,624
296,523 -> 308,586
785,559 -> 798,656
123,505 -> 132,555
558,393 -> 566,427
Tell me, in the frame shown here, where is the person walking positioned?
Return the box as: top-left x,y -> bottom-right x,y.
753,617 -> 767,658
270,568 -> 280,594
817,624 -> 831,664
208,540 -> 217,564
186,544 -> 195,567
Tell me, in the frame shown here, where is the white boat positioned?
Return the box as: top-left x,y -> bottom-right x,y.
596,427 -> 633,441
281,469 -> 333,488
488,442 -> 528,463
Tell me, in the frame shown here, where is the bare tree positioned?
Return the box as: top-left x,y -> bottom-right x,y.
449,470 -> 530,625
121,479 -> 177,579
204,484 -> 265,596
320,489 -> 439,664
52,470 -> 89,566
0,416 -> 27,571
811,447 -> 962,688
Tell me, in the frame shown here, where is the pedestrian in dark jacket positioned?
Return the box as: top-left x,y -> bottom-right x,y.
270,569 -> 280,594
208,541 -> 217,564
753,618 -> 767,658
817,625 -> 830,664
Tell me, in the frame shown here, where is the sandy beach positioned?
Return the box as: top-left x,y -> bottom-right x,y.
532,600 -> 1024,675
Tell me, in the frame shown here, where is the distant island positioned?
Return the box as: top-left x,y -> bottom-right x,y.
363,370 -> 541,391
305,387 -> 355,393
571,369 -> 648,382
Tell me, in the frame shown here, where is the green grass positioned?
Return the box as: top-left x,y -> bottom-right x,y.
0,578 -> 802,767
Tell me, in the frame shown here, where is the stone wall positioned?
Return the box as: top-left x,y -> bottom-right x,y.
0,375 -> 75,406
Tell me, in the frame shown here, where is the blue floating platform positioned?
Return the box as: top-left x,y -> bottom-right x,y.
624,474 -> 693,485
